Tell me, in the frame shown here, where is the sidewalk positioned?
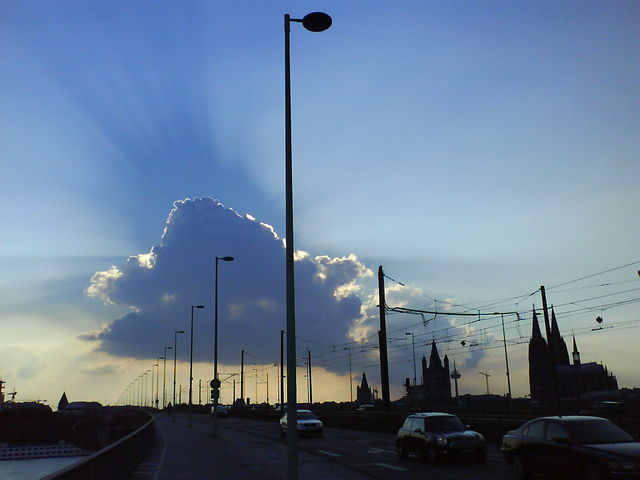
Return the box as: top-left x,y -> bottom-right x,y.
129,413 -> 371,480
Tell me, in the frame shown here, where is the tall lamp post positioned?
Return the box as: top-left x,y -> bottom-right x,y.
144,370 -> 151,407
156,358 -> 163,408
405,332 -> 417,385
152,363 -> 159,409
213,255 -> 234,437
163,346 -> 172,409
173,330 -> 185,407
189,305 -> 205,426
284,12 -> 332,480
343,347 -> 353,403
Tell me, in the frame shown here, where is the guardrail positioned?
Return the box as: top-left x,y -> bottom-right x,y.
229,409 -> 640,443
41,413 -> 154,480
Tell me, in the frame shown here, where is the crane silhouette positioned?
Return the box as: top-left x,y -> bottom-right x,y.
478,371 -> 491,395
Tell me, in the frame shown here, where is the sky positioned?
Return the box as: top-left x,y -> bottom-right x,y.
1,0 -> 639,408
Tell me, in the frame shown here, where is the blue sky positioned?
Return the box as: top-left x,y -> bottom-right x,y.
1,0 -> 638,406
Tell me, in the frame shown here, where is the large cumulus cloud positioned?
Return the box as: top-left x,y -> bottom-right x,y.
82,198 -> 373,366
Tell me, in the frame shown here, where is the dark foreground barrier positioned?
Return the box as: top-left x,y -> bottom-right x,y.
229,409 -> 640,444
41,413 -> 154,480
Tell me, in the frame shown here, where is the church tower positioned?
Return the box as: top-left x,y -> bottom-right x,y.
356,372 -> 373,405
572,335 -> 581,366
528,309 -> 552,401
421,340 -> 452,399
550,308 -> 570,365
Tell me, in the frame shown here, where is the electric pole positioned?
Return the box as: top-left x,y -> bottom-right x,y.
377,266 -> 391,411
307,349 -> 312,407
240,349 -> 245,405
280,330 -> 285,410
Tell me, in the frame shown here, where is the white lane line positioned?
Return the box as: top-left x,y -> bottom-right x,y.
316,449 -> 342,457
356,463 -> 410,472
367,447 -> 396,454
152,431 -> 168,480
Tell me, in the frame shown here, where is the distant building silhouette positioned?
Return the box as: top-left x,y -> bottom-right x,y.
405,340 -> 452,407
528,308 -> 618,401
58,392 -> 69,411
421,340 -> 452,400
356,372 -> 373,405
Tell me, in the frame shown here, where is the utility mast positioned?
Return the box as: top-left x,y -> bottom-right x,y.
377,266 -> 391,411
478,371 -> 491,394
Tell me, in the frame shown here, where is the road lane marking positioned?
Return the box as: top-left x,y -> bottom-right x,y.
367,447 -> 396,454
316,450 -> 342,457
152,431 -> 168,480
369,463 -> 410,472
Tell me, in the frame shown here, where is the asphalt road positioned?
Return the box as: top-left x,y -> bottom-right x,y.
190,414 -> 516,480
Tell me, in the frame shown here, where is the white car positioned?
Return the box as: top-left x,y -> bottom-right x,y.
209,405 -> 228,418
280,409 -> 323,437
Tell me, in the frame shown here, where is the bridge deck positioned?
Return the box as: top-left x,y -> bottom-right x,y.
129,413 -> 370,480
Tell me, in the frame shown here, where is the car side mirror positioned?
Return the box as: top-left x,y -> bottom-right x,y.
414,428 -> 423,434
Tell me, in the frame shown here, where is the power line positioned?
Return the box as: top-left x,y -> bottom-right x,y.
547,260 -> 640,290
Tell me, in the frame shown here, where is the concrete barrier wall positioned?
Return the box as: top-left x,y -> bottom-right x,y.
41,413 -> 154,480
229,409 -> 639,443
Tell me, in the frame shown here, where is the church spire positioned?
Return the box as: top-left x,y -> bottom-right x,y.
572,334 -> 581,365
429,340 -> 443,369
532,309 -> 542,338
551,307 -> 560,336
550,307 -> 571,365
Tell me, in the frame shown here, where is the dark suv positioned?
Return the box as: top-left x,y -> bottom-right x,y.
396,412 -> 487,463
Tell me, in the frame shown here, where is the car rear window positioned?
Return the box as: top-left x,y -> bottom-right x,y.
545,422 -> 570,442
297,412 -> 317,420
564,420 -> 634,444
424,416 -> 464,432
526,421 -> 545,439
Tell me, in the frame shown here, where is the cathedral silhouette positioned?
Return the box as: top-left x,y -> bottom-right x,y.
528,308 -> 618,401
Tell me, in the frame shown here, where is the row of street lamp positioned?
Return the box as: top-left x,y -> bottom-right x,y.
117,11 -> 331,479
116,256 -> 235,434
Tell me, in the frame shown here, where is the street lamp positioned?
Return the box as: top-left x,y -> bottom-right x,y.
405,332 -> 417,385
284,12 -> 332,480
144,370 -> 151,407
253,368 -> 258,405
163,346 -> 172,409
213,255 -> 234,437
152,363 -> 159,409
173,330 -> 185,408
344,347 -> 353,403
189,305 -> 205,426
155,358 -> 163,408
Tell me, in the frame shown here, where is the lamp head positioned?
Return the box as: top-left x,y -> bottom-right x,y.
220,256 -> 234,262
302,12 -> 332,32
178,330 -> 185,334
194,305 -> 205,309
167,346 -> 173,349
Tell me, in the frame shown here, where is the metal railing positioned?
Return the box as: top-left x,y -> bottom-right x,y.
42,413 -> 154,480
